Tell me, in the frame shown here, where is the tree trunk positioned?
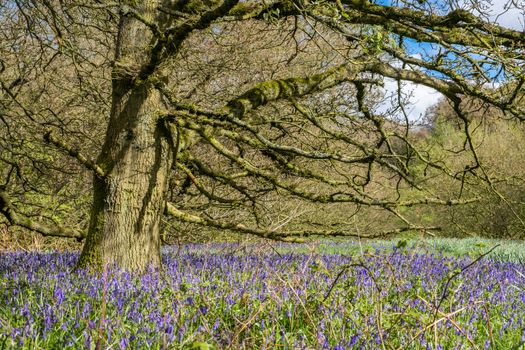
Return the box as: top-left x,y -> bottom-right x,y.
77,1 -> 172,271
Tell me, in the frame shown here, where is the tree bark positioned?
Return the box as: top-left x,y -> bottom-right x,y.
77,1 -> 172,271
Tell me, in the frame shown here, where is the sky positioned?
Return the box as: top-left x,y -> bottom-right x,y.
488,0 -> 525,30
379,0 -> 524,122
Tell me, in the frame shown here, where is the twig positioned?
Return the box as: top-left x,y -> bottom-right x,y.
419,296 -> 480,350
397,301 -> 484,350
95,265 -> 109,350
482,302 -> 494,349
229,299 -> 268,348
322,264 -> 352,303
323,259 -> 381,303
434,244 -> 500,316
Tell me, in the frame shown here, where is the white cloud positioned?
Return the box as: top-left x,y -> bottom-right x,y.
374,78 -> 442,123
474,0 -> 524,29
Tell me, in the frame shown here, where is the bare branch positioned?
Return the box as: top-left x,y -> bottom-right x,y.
165,202 -> 439,239
44,131 -> 106,178
0,189 -> 85,240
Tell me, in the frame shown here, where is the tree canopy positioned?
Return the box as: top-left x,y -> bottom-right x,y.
0,0 -> 524,269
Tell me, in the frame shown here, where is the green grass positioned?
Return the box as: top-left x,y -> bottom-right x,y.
177,236 -> 525,263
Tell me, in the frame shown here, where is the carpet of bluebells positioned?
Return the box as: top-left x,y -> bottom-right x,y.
2,242 -> 525,349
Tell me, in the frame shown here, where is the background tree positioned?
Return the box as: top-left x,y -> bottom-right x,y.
419,93 -> 525,238
0,0 -> 524,270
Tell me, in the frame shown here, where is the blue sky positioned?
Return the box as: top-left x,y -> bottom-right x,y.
374,0 -> 524,121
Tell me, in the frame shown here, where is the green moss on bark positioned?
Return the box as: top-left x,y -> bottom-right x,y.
76,178 -> 106,271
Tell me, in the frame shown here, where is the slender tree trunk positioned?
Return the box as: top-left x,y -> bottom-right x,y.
77,1 -> 172,270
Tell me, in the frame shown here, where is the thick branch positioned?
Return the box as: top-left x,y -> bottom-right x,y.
0,190 -> 85,240
221,59 -> 464,120
161,58 -> 461,122
257,0 -> 525,50
340,1 -> 525,48
134,0 -> 240,84
44,131 -> 106,178
362,61 -> 462,100
224,64 -> 360,118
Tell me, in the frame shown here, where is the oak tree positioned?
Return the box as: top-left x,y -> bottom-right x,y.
1,0 -> 524,270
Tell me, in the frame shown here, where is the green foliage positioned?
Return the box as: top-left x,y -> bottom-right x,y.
396,239 -> 408,249
362,27 -> 387,54
262,7 -> 282,23
185,341 -> 216,350
396,100 -> 525,240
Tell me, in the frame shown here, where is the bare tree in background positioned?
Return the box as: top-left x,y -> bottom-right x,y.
0,0 -> 524,270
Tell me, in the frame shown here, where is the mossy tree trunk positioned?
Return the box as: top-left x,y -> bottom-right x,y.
77,1 -> 173,271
